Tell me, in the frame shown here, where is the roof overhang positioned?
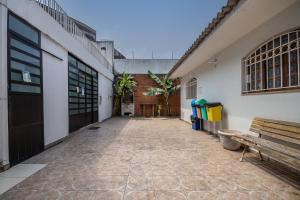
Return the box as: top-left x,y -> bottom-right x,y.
169,0 -> 298,79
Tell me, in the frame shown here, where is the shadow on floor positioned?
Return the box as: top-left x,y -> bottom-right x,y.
245,156 -> 300,190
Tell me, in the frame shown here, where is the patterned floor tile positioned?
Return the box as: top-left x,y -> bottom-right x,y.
0,118 -> 299,200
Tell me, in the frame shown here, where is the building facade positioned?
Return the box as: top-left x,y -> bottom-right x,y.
168,0 -> 300,132
0,0 -> 114,168
114,59 -> 180,117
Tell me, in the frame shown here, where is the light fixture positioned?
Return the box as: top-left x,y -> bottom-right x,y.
208,58 -> 218,64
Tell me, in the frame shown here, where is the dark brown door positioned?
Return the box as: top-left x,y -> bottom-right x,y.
8,13 -> 44,166
141,104 -> 154,117
84,72 -> 93,126
92,71 -> 98,123
68,55 -> 98,132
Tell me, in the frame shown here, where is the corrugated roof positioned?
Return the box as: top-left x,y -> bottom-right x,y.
168,0 -> 240,77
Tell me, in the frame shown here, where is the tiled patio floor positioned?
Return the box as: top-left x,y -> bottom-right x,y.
1,117 -> 299,200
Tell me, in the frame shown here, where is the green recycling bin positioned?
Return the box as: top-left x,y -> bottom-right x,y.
198,99 -> 208,120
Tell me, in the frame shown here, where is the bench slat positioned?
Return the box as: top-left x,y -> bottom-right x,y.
249,128 -> 300,145
232,136 -> 300,169
251,123 -> 300,142
254,117 -> 300,128
233,134 -> 300,160
252,119 -> 300,135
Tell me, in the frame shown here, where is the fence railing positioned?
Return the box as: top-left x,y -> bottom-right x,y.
32,0 -> 112,71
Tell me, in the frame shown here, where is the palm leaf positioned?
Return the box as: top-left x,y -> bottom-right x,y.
143,87 -> 164,96
148,70 -> 164,87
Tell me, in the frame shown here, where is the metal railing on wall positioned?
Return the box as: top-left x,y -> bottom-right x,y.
32,0 -> 112,71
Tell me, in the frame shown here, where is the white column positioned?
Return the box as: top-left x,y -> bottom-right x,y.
0,0 -> 9,166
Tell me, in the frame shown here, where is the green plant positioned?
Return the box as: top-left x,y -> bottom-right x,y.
143,71 -> 177,115
113,73 -> 137,115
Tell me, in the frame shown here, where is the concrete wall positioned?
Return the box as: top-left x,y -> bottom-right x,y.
42,34 -> 69,146
114,59 -> 178,74
96,40 -> 114,66
180,3 -> 300,132
98,75 -> 113,122
0,0 -> 9,165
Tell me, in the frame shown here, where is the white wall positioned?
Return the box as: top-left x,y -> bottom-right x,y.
114,59 -> 178,74
7,0 -> 113,81
0,0 -> 9,165
0,0 -> 114,165
96,40 -> 114,66
98,75 -> 113,122
42,34 -> 69,146
181,2 -> 300,132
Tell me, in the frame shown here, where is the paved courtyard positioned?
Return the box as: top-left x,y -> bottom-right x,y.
1,117 -> 300,199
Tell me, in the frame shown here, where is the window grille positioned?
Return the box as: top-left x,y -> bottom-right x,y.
242,28 -> 300,94
186,78 -> 197,99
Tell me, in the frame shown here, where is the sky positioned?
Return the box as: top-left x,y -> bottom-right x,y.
56,0 -> 227,59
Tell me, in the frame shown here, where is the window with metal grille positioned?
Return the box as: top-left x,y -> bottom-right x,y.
242,28 -> 300,94
186,78 -> 197,99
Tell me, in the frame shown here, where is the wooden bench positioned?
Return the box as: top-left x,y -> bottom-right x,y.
231,118 -> 300,170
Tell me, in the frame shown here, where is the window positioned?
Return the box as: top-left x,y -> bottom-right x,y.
242,28 -> 300,94
9,14 -> 39,45
186,78 -> 197,99
8,13 -> 41,94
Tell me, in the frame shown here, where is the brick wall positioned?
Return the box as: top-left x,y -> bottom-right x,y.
133,74 -> 180,117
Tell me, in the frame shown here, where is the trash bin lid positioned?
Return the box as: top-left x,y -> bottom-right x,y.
197,99 -> 207,106
191,99 -> 197,106
206,102 -> 222,108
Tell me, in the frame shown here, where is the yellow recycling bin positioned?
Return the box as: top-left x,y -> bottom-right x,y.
206,103 -> 222,122
196,107 -> 202,119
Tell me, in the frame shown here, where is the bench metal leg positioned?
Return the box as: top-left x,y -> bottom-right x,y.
258,150 -> 263,161
240,146 -> 248,162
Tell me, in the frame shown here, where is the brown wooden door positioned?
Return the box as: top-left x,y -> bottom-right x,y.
141,104 -> 154,117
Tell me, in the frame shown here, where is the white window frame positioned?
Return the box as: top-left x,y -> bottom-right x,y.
242,28 -> 300,94
186,78 -> 197,99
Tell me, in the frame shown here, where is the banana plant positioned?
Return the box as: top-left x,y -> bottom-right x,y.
143,70 -> 177,115
113,73 -> 137,115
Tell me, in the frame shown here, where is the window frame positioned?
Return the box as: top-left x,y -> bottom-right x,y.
186,78 -> 197,99
242,27 -> 300,95
7,11 -> 42,95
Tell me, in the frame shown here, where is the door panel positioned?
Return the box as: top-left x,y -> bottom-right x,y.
68,55 -> 98,132
140,104 -> 155,117
8,13 -> 44,166
92,74 -> 98,123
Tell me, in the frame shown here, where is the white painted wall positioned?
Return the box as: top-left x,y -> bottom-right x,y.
0,0 -> 9,165
7,0 -> 113,81
42,34 -> 69,146
0,0 -> 114,165
114,59 -> 178,74
181,2 -> 300,133
98,75 -> 113,122
96,40 -> 114,66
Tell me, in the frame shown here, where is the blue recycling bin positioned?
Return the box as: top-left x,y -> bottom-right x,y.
191,99 -> 197,117
192,118 -> 200,130
191,115 -> 202,131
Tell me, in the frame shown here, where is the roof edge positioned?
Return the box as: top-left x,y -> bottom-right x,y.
167,0 -> 240,78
